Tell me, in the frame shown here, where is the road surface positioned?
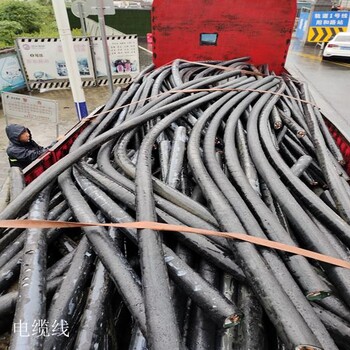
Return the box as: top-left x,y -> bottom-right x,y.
286,38 -> 350,142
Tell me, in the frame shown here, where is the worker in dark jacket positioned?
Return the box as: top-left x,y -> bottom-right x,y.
6,124 -> 47,169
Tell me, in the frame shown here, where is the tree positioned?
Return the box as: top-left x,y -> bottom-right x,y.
0,0 -> 49,34
0,20 -> 23,46
0,0 -> 81,49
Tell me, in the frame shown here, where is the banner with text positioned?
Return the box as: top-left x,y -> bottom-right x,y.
308,11 -> 349,42
92,35 -> 140,78
16,35 -> 140,88
1,92 -> 59,138
17,37 -> 94,82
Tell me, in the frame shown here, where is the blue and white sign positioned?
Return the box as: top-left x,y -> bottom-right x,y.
296,11 -> 310,40
310,11 -> 350,27
0,52 -> 26,93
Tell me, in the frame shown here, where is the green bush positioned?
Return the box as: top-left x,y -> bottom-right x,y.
0,1 -> 83,49
0,0 -> 49,33
0,20 -> 23,45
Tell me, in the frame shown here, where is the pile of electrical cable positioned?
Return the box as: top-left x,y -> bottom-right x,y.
0,57 -> 350,350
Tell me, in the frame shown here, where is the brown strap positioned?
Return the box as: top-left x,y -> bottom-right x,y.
1,219 -> 349,270
170,88 -> 316,107
85,84 -> 316,122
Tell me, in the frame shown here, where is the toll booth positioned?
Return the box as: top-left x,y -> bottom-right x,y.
152,0 -> 297,74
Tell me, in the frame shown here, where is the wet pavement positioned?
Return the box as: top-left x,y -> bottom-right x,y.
286,38 -> 350,141
1,36 -> 350,189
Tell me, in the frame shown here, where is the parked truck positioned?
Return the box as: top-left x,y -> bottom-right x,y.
1,1 -> 350,349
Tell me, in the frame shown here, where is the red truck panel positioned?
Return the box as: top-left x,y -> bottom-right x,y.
152,0 -> 296,74
23,119 -> 90,184
326,121 -> 350,176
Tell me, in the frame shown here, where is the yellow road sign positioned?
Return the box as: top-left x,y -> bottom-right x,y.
307,26 -> 347,42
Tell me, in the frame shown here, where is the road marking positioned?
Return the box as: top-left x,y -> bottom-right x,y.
323,60 -> 350,68
292,52 -> 350,68
295,52 -> 323,61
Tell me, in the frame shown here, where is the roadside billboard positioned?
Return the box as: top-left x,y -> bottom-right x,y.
16,35 -> 139,89
16,37 -> 94,82
92,35 -> 140,78
0,50 -> 26,93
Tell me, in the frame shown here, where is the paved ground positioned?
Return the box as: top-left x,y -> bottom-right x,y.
286,39 -> 350,141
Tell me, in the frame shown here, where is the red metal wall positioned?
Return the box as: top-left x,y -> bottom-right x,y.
327,122 -> 350,176
152,0 -> 297,74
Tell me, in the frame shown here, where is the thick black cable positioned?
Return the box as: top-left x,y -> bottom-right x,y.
186,85 -> 322,349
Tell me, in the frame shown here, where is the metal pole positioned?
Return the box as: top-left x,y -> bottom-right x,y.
78,2 -> 87,36
55,101 -> 59,139
1,93 -> 9,126
52,0 -> 88,120
14,40 -> 31,92
97,0 -> 114,94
